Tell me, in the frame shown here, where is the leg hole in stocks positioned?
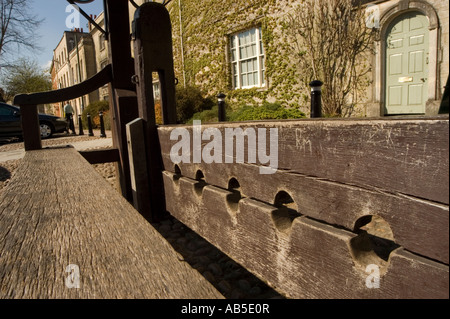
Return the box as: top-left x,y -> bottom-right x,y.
227,178 -> 243,212
271,191 -> 301,234
194,170 -> 207,196
173,164 -> 182,183
350,215 -> 400,274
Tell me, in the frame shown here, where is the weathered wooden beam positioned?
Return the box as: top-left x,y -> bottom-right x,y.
13,65 -> 112,105
163,160 -> 449,264
105,0 -> 134,91
0,148 -> 224,299
132,2 -> 177,125
79,148 -> 120,164
110,89 -> 139,201
157,117 -> 449,264
105,0 -> 139,202
126,118 -> 152,221
13,65 -> 112,153
162,170 -> 449,299
158,117 -> 449,204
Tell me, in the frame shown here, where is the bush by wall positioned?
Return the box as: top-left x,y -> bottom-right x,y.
82,100 -> 110,130
188,102 -> 306,124
155,102 -> 163,125
176,86 -> 215,123
228,102 -> 306,121
188,105 -> 221,124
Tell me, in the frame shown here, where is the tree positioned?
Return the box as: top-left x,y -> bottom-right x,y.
285,0 -> 377,117
3,58 -> 51,98
0,0 -> 43,70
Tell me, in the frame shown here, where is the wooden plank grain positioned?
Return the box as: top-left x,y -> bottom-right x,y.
109,89 -> 139,202
0,148 -> 223,299
126,118 -> 152,220
133,2 -> 177,125
161,159 -> 449,264
157,118 -> 449,263
131,2 -> 178,222
162,170 -> 449,298
158,117 -> 449,204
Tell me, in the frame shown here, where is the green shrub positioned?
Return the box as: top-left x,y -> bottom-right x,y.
228,102 -> 306,121
187,101 -> 306,124
187,105 -> 221,124
82,100 -> 110,129
176,86 -> 214,123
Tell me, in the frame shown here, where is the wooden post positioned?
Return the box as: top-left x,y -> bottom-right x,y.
20,104 -> 42,151
132,2 -> 177,221
105,0 -> 139,202
105,0 -> 134,91
109,88 -> 139,201
132,2 -> 177,124
126,118 -> 152,220
12,65 -> 113,151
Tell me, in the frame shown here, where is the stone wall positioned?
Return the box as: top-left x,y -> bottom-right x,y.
156,0 -> 448,117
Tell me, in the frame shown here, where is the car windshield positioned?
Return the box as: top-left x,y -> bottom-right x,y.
0,103 -> 18,115
0,103 -> 19,110
0,103 -> 60,118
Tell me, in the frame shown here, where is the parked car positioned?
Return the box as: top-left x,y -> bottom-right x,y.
0,102 -> 68,139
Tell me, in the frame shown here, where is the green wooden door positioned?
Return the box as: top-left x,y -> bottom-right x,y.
385,12 -> 429,114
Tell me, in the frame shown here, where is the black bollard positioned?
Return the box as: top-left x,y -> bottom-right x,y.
87,113 -> 94,136
78,114 -> 84,135
99,111 -> 106,138
217,93 -> 226,122
309,80 -> 323,118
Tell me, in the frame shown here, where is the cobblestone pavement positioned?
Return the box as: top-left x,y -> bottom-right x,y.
0,131 -> 109,152
0,133 -> 285,299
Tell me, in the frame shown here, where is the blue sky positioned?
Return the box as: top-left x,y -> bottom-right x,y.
26,0 -> 104,70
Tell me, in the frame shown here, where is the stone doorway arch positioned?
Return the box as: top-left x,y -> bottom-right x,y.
374,0 -> 440,116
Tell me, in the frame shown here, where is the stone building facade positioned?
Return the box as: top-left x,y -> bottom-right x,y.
50,30 -> 98,120
131,0 -> 448,117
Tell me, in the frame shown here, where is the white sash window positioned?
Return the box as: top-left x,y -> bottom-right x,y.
231,27 -> 265,89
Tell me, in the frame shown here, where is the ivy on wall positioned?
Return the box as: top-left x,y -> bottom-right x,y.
167,0 -> 309,112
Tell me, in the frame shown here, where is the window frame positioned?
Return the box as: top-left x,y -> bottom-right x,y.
99,34 -> 106,51
230,26 -> 266,90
